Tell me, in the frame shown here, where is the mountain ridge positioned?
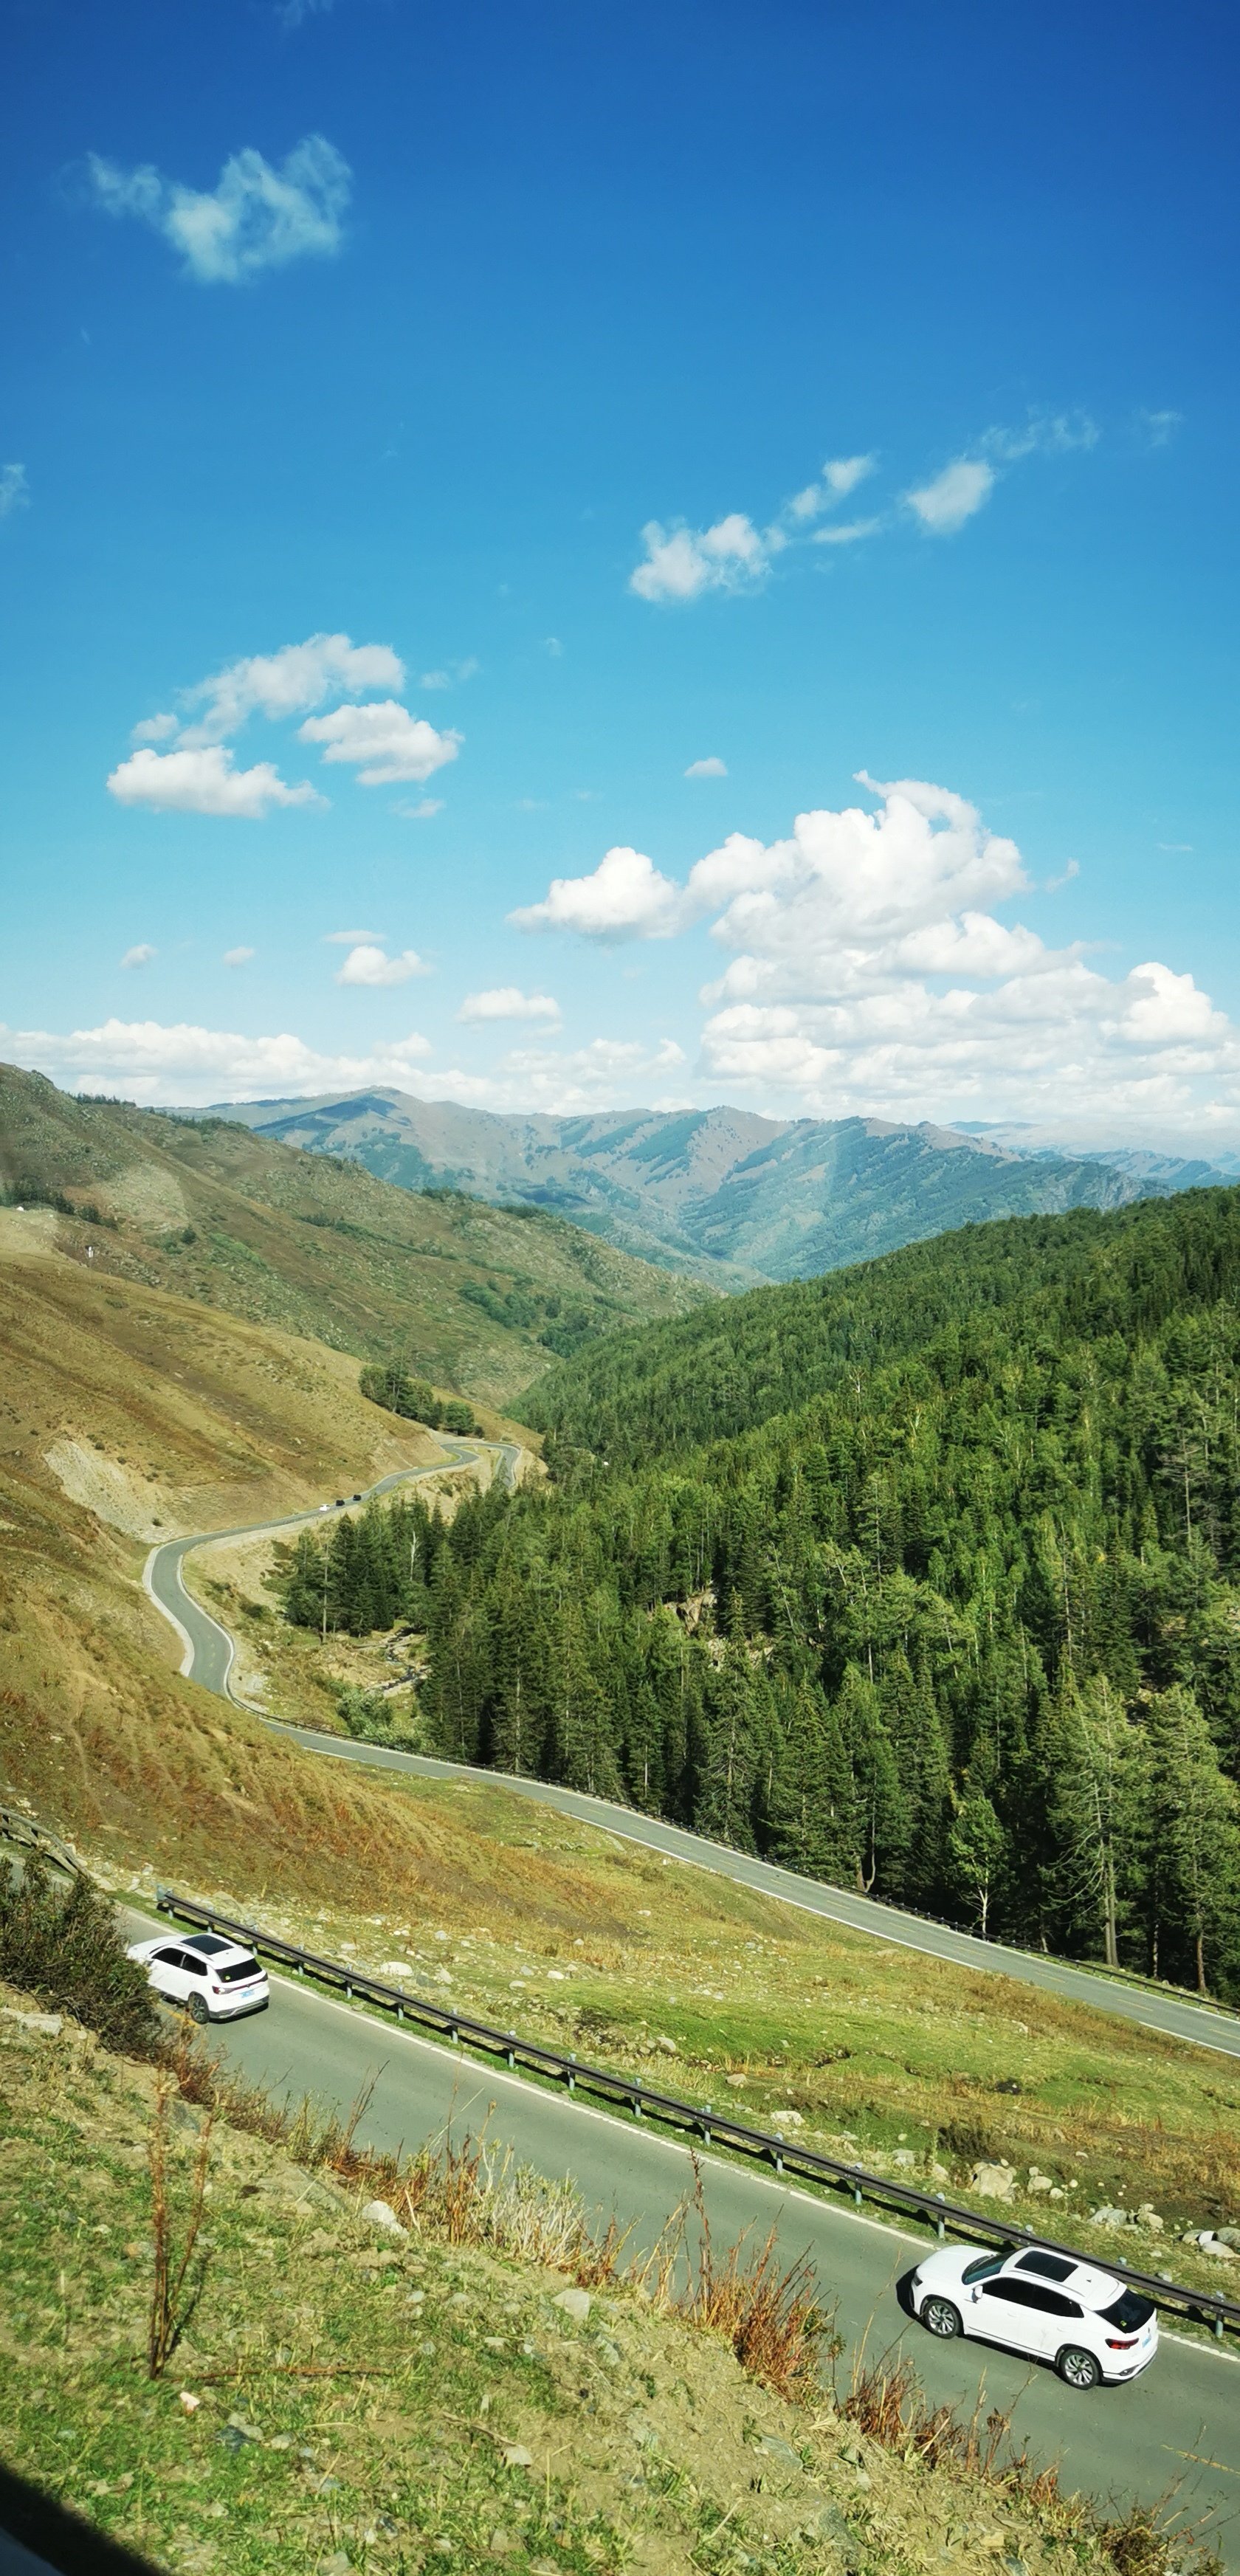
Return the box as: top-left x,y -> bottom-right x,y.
189,1085 -> 1220,1284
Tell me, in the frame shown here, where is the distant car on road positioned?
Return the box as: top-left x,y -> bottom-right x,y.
352,1492 -> 362,1501
909,2242 -> 1157,2386
128,1932 -> 269,2025
318,1502 -> 331,1512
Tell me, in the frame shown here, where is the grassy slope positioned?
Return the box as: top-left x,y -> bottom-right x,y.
0,1064 -> 710,1411
0,1990 -> 1160,2576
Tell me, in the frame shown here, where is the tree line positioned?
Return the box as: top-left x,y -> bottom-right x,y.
281,1190 -> 1240,1997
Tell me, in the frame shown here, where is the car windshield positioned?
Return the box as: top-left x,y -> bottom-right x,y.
216,1955 -> 262,1985
1099,2290 -> 1154,2330
960,2252 -> 1009,2284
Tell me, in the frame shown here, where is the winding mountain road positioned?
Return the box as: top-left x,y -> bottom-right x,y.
145,1456 -> 1240,2066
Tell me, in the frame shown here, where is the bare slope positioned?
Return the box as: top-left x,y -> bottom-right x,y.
196,1087 -> 1204,1282
0,1064 -> 709,1407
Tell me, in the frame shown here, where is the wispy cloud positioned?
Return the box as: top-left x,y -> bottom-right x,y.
0,464 -> 29,519
1140,408 -> 1183,450
685,757 -> 728,779
418,658 -> 479,690
222,946 -> 255,967
324,928 -> 385,945
906,458 -> 996,534
121,943 -> 156,969
906,415 -> 1098,536
630,513 -> 773,604
813,516 -> 881,547
84,134 -> 351,285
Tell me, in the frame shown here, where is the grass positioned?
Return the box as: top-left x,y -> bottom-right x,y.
0,1063 -> 708,1409
160,1767 -> 1240,2294
1,1981 -> 1217,2576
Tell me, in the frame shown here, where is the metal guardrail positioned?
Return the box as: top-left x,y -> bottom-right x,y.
0,1805 -> 83,1878
154,1884 -> 1240,2341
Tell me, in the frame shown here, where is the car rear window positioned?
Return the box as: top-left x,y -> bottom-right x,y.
216,1955 -> 262,1985
1099,2290 -> 1154,2330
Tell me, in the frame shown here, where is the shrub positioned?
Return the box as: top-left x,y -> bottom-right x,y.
0,1856 -> 159,2054
336,1684 -> 422,1750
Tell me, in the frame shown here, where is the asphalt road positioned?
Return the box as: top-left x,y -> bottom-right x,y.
143,1436 -> 520,1698
146,1479 -> 1240,2064
118,1907 -> 1240,2560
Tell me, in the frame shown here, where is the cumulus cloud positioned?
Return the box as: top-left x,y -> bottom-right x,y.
223,946 -> 255,967
630,514 -> 771,603
176,633 -> 403,746
84,134 -> 351,285
334,944 -> 430,987
121,944 -> 156,969
299,700 -> 461,786
788,455 -> 878,520
107,745 -> 322,816
0,1019 -> 683,1117
685,757 -> 728,779
906,416 -> 1098,536
0,464 -> 29,518
324,926 -> 385,944
457,988 -> 561,1024
111,632 -> 460,818
510,771 -> 1240,1136
510,846 -> 682,940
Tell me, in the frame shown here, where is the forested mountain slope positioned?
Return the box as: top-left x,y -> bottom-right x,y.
199,1086 -> 1199,1284
0,1065 -> 707,1408
283,1188 -> 1240,1999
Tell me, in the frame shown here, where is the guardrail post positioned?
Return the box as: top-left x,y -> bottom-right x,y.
852,2182 -> 863,2208
567,2052 -> 576,2095
934,2194 -> 946,2240
345,1980 -> 352,1999
774,2135 -> 784,2175
1214,2313 -> 1224,2340
700,2104 -> 712,2145
506,2031 -> 516,2068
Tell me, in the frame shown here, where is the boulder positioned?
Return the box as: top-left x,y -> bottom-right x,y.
1090,2205 -> 1132,2228
551,2286 -> 592,2322
361,2199 -> 408,2238
970,2162 -> 1016,2200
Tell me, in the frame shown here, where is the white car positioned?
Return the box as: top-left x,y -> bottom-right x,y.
909,2242 -> 1158,2387
128,1931 -> 269,2025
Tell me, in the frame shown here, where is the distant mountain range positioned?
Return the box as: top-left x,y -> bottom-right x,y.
192,1089 -> 1233,1284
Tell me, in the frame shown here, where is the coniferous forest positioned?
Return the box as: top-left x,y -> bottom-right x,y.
282,1189 -> 1240,1999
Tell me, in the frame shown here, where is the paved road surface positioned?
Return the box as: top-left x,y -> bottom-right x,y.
147,1473 -> 1240,2065
117,1904 -> 1240,2560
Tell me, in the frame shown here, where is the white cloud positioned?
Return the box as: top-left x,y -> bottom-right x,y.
132,712 -> 178,745
457,988 -> 561,1024
906,458 -> 996,534
324,926 -> 385,944
299,700 -> 461,786
121,944 -> 156,969
685,757 -> 728,779
1,1019 -> 433,1107
510,845 -> 682,940
178,633 -> 404,747
334,945 -> 430,988
418,657 -> 479,690
630,514 -> 770,603
223,946 -> 255,967
85,134 -> 351,285
824,454 -> 877,497
545,636 -> 564,657
1140,408 -> 1182,449
393,796 -> 444,820
813,517 -> 881,546
107,745 -> 322,817
789,456 -> 878,520
0,464 -> 29,518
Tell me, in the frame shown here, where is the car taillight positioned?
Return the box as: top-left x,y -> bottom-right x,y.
1105,2336 -> 1138,2349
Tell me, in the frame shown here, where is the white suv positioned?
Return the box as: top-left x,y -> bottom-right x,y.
128,1932 -> 269,2025
909,2242 -> 1158,2387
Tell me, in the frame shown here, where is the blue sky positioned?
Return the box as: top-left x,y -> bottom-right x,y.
3,0 -> 1239,1140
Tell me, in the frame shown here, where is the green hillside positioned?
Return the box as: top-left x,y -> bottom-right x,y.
0,1064 -> 711,1408
287,1189 -> 1240,2000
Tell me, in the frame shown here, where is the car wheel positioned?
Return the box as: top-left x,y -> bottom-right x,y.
922,2297 -> 962,2339
1057,2346 -> 1101,2389
187,1994 -> 210,2026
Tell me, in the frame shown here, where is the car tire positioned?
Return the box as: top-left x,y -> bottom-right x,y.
1057,2346 -> 1101,2389
922,2298 -> 962,2339
187,1994 -> 210,2026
